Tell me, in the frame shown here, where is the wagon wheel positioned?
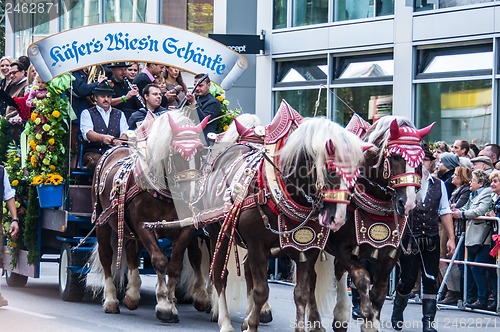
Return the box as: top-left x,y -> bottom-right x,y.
59,243 -> 87,302
5,270 -> 28,287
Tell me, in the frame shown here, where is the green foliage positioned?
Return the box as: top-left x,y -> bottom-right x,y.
0,118 -> 11,164
24,186 -> 39,265
209,82 -> 242,133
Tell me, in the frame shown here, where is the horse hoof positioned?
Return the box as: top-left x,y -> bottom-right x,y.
123,295 -> 140,311
104,306 -> 120,314
209,311 -> 218,322
332,319 -> 348,332
259,311 -> 273,324
156,311 -> 179,323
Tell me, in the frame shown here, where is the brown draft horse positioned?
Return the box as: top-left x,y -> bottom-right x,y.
89,111 -> 211,322
320,115 -> 434,332
200,113 -> 370,332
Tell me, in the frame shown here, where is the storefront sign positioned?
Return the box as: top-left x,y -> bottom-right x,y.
209,34 -> 265,54
27,23 -> 248,90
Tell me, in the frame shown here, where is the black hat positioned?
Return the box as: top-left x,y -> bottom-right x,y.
107,62 -> 131,68
93,82 -> 114,96
422,143 -> 435,161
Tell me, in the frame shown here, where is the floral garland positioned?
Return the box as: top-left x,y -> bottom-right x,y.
210,82 -> 242,133
23,73 -> 72,264
1,143 -> 26,268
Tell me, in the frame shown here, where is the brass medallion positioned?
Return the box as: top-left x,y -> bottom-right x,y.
293,227 -> 315,245
368,223 -> 391,243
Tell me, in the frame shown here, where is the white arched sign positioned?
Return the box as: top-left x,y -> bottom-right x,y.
27,23 -> 248,90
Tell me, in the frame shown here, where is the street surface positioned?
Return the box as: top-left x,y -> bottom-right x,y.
0,256 -> 498,331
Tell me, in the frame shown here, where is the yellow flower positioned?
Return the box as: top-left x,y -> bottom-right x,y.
13,157 -> 20,162
11,180 -> 19,187
30,155 -> 37,168
223,125 -> 229,131
29,140 -> 36,150
216,95 -> 224,102
52,110 -> 60,118
48,138 -> 55,145
49,165 -> 56,171
31,112 -> 37,122
32,175 -> 44,185
9,241 -> 17,249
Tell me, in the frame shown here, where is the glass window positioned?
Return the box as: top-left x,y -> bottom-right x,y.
417,45 -> 493,77
292,0 -> 328,27
61,0 -> 99,30
105,0 -> 147,22
273,0 -> 288,29
416,80 -> 492,146
275,89 -> 327,117
335,0 -> 394,22
276,58 -> 327,85
414,0 -> 494,12
13,11 -> 51,57
331,85 -> 393,126
334,53 -> 393,83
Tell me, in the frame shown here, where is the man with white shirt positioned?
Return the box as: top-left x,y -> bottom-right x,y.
80,82 -> 128,168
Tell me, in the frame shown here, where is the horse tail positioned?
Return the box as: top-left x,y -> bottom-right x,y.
177,250 -> 195,303
88,234 -> 128,297
314,252 -> 336,322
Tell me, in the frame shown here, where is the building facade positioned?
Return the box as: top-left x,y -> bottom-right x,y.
4,1 -> 500,145
256,0 -> 500,145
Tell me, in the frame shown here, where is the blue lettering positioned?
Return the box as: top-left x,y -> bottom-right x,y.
162,37 -> 178,54
50,46 -> 66,66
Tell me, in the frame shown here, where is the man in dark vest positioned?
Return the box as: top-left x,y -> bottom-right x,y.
80,81 -> 128,169
0,164 -> 20,307
391,145 -> 456,332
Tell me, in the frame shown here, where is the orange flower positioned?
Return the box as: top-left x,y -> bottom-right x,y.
48,138 -> 55,145
30,155 -> 36,167
31,112 -> 38,122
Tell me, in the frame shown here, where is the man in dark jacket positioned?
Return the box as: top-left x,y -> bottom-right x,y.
128,84 -> 167,130
185,74 -> 220,144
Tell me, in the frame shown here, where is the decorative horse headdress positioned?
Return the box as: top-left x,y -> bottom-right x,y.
386,119 -> 435,168
325,139 -> 372,188
168,114 -> 210,161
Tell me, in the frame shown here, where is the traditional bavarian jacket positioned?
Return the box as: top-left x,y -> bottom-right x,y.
82,105 -> 124,154
408,176 -> 451,238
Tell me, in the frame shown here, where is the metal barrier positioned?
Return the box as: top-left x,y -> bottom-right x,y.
438,216 -> 500,315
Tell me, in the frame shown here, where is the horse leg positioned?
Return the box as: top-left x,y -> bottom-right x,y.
332,272 -> 350,332
369,257 -> 396,331
244,257 -> 272,324
187,235 -> 211,312
210,234 -> 234,332
96,224 -> 120,314
137,230 -> 172,322
242,246 -> 270,332
123,239 -> 141,311
346,261 -> 376,332
290,250 -> 323,332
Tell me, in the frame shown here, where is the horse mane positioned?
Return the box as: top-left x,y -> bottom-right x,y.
364,115 -> 416,166
145,110 -> 194,179
219,113 -> 262,144
279,117 -> 365,188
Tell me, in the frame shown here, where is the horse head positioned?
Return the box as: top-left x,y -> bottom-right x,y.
279,118 -> 369,231
166,113 -> 209,202
364,117 -> 434,216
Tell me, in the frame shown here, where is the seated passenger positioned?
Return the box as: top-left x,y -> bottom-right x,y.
80,82 -> 128,169
128,84 -> 167,130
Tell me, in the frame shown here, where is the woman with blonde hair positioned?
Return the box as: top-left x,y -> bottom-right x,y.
439,165 -> 472,305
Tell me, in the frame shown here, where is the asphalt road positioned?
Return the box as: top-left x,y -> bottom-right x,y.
0,257 -> 499,331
